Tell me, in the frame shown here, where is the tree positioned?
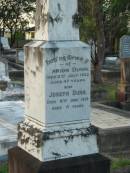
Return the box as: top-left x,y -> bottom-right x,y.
0,0 -> 35,46
79,0 -> 130,83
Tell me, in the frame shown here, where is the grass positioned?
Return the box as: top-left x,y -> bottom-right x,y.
103,84 -> 117,102
92,82 -> 117,102
0,163 -> 8,173
111,158 -> 130,170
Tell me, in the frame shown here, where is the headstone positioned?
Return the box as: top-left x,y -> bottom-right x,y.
17,0 -> 98,162
120,35 -> 130,59
0,61 -> 9,95
118,35 -> 130,110
0,37 -> 10,50
9,1 -> 111,172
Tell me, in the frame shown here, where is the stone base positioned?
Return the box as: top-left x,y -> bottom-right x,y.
8,147 -> 110,173
18,120 -> 98,161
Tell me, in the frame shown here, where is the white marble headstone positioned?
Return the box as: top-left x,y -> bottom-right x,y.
25,41 -> 91,127
18,0 -> 98,161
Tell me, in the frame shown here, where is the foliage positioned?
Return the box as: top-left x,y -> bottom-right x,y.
79,0 -> 130,51
92,83 -> 117,102
0,0 -> 35,45
79,0 -> 130,83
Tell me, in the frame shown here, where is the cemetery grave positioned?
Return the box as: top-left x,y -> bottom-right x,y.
0,0 -> 130,173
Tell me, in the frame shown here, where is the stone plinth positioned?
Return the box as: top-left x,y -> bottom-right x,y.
9,147 -> 110,173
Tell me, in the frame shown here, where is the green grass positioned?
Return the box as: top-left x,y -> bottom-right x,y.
92,83 -> 117,102
103,84 -> 117,102
111,158 -> 130,170
0,163 -> 8,173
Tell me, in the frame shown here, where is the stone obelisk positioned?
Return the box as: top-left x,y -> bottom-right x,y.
9,0 -> 110,173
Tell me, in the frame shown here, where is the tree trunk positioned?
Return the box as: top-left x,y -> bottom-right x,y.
93,64 -> 103,83
10,29 -> 16,47
93,0 -> 105,83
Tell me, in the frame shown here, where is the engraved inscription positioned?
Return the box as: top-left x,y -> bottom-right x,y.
120,35 -> 130,58
46,52 -> 90,120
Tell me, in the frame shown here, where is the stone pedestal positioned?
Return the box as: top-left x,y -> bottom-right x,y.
18,40 -> 98,161
9,147 -> 110,173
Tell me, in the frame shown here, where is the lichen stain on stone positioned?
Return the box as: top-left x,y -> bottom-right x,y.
72,13 -> 83,28
31,70 -> 36,76
18,131 -> 22,140
18,120 -> 97,149
24,47 -> 30,64
52,152 -> 62,159
18,122 -> 44,148
37,48 -> 43,67
35,0 -> 48,31
49,42 -> 59,53
48,3 -> 63,27
33,47 -> 43,71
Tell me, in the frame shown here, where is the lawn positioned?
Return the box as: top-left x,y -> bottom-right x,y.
0,163 -> 8,173
111,158 -> 130,170
92,82 -> 117,102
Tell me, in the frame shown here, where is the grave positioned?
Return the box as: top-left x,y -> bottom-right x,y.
0,101 -> 24,160
118,35 -> 130,110
92,103 -> 130,157
0,60 -> 10,99
9,0 -> 110,173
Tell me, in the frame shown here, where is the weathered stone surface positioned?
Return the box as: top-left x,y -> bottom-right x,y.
35,0 -> 79,41
92,106 -> 130,129
24,41 -> 91,127
92,103 -> 130,157
18,121 -> 98,161
17,0 -> 99,162
17,39 -> 100,161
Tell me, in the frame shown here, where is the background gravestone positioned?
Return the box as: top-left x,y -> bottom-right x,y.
120,35 -> 130,59
118,35 -> 130,110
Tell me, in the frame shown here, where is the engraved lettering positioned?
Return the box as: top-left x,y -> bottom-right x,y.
49,91 -> 69,97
